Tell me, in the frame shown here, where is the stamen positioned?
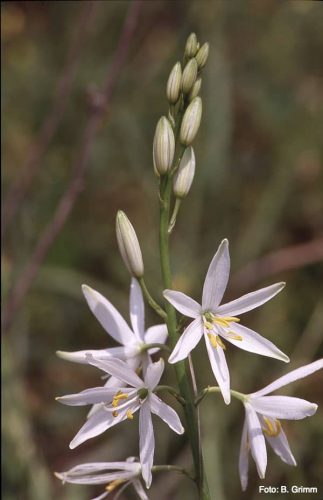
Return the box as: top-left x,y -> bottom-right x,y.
126,409 -> 134,420
262,417 -> 281,437
216,336 -> 226,350
226,331 -> 243,341
207,333 -> 218,348
112,391 -> 129,408
106,479 -> 125,492
112,410 -> 118,418
213,315 -> 240,328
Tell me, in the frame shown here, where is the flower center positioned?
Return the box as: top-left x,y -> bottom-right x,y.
203,312 -> 242,348
262,416 -> 281,437
137,387 -> 149,401
106,478 -> 125,492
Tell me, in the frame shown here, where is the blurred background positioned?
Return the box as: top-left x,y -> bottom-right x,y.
2,1 -> 323,499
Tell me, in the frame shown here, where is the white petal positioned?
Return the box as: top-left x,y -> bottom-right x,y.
163,290 -> 201,318
204,333 -> 230,405
133,479 -> 149,500
130,278 -> 145,341
56,466 -> 137,485
144,359 -> 164,389
86,355 -> 143,388
258,416 -> 296,466
249,396 -> 318,420
149,394 -> 184,434
69,408 -> 126,449
82,285 -> 134,345
144,324 -> 168,354
87,376 -> 125,419
216,282 -> 285,316
251,359 -> 323,397
56,346 -> 137,364
139,403 -> 155,488
56,387 -> 132,406
239,418 -> 249,491
168,317 -> 203,364
244,403 -> 267,479
226,323 -> 289,363
202,239 -> 230,310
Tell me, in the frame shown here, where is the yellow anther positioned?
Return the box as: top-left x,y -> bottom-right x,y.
208,333 -> 218,348
204,321 -> 213,330
126,409 -> 134,420
213,315 -> 240,328
112,410 -> 118,418
262,417 -> 281,437
112,391 -> 128,408
106,479 -> 124,492
226,331 -> 243,341
216,336 -> 226,350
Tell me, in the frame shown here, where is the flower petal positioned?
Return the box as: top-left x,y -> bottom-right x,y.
251,359 -> 323,397
204,333 -> 230,405
163,290 -> 201,318
139,403 -> 154,488
87,376 -> 130,419
144,324 -> 168,354
56,346 -> 138,364
56,387 -> 132,406
249,396 -> 318,420
258,416 -> 296,466
130,278 -> 145,341
244,402 -> 267,479
55,463 -> 138,485
133,479 -> 149,500
144,359 -> 164,389
226,323 -> 289,363
239,417 -> 249,491
86,355 -> 144,388
202,239 -> 230,310
168,317 -> 203,364
69,408 -> 127,449
216,282 -> 285,316
82,285 -> 134,345
149,394 -> 184,434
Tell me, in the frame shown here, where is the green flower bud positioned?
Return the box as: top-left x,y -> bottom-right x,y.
181,58 -> 198,94
173,147 -> 196,198
185,33 -> 198,58
180,97 -> 202,146
153,116 -> 175,175
116,211 -> 144,278
189,77 -> 202,101
195,42 -> 209,69
166,62 -> 182,104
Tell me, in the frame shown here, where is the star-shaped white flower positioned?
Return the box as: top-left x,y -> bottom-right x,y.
239,359 -> 323,491
164,239 -> 289,404
56,357 -> 184,488
57,278 -> 168,402
55,457 -> 147,500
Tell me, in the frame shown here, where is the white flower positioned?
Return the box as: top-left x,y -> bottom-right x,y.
56,358 -> 184,488
239,359 -> 323,491
57,278 -> 167,371
55,457 -> 147,500
164,239 -> 289,404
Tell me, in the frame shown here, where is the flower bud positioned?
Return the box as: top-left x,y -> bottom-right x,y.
195,42 -> 209,69
185,33 -> 198,58
166,62 -> 182,104
173,147 -> 195,198
180,97 -> 202,146
153,116 -> 175,175
116,211 -> 144,278
189,77 -> 202,101
181,58 -> 198,94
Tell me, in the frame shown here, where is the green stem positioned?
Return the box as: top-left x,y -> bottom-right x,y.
154,385 -> 186,405
159,175 -> 210,499
195,386 -> 246,406
152,464 -> 195,481
138,278 -> 167,320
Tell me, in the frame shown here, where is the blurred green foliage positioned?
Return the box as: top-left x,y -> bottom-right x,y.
2,1 -> 323,499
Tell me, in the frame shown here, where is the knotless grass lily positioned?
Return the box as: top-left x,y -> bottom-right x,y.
55,457 -> 147,500
56,357 -> 184,488
164,238 -> 289,404
57,277 -> 167,375
239,359 -> 323,490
